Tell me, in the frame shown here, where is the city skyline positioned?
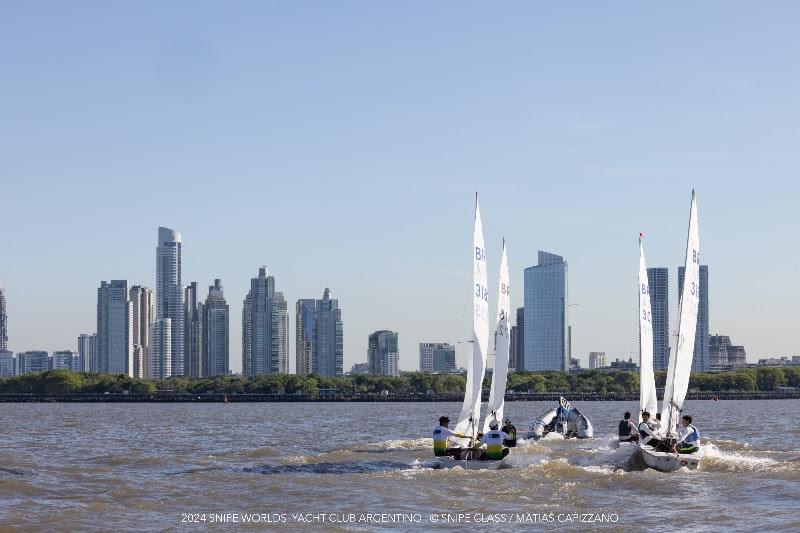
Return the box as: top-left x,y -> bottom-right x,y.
3,4 -> 800,372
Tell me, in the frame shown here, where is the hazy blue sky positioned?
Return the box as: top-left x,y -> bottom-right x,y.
2,2 -> 799,372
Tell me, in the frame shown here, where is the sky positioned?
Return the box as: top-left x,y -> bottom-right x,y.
1,2 -> 799,372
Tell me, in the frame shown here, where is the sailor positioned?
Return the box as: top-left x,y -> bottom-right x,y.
432,416 -> 468,458
675,415 -> 700,454
638,412 -> 665,450
618,412 -> 639,443
478,421 -> 510,460
649,412 -> 662,434
501,418 -> 517,447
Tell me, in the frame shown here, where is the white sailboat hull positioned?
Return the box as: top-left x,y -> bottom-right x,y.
640,445 -> 701,472
434,456 -> 508,471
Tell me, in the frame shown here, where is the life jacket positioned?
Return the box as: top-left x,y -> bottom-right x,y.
638,422 -> 655,443
618,419 -> 631,438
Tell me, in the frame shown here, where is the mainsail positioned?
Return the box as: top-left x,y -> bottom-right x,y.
661,191 -> 700,436
483,239 -> 510,433
638,234 -> 657,422
455,195 -> 489,440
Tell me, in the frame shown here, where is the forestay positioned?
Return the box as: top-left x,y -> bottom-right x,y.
638,234 -> 658,422
455,195 -> 489,439
483,239 -> 510,433
661,191 -> 700,436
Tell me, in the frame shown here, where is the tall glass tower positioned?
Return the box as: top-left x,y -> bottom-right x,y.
156,227 -> 183,377
647,268 -> 670,371
678,264 -> 709,371
242,267 -> 289,375
204,279 -> 229,377
0,285 -> 7,351
523,251 -> 568,371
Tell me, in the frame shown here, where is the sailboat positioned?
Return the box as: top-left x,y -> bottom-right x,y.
640,190 -> 702,472
436,196 -> 514,469
638,233 -> 658,422
525,397 -> 593,440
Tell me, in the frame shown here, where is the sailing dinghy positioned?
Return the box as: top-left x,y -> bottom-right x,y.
640,191 -> 702,472
436,196 -> 512,469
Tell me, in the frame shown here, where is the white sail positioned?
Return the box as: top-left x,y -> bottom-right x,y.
483,239 -> 510,433
638,234 -> 657,422
661,190 -> 700,436
455,195 -> 489,440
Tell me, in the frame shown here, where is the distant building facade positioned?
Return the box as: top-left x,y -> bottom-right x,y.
149,319 -> 172,379
77,334 -> 97,373
295,299 -> 315,376
294,289 -> 343,377
419,342 -> 454,373
348,362 -> 370,375
129,286 -> 153,379
432,345 -> 456,373
184,282 -> 203,378
368,330 -> 399,376
709,334 -> 747,368
203,279 -> 229,377
524,251 -> 568,371
242,267 -> 289,376
18,351 -> 48,374
647,268 -> 670,371
0,350 -> 14,377
51,350 -> 79,371
678,265 -> 709,371
509,307 -> 524,371
97,280 -> 132,375
589,351 -> 606,369
610,357 -> 638,371
0,285 -> 7,351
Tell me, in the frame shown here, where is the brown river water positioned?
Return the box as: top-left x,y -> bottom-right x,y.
1,400 -> 799,531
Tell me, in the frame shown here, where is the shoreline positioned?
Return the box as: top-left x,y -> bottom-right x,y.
1,391 -> 797,403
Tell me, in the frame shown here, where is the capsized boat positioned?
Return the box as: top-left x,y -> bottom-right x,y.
640,190 -> 702,472
524,397 -> 593,440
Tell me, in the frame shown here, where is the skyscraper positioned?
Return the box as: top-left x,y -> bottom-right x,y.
52,350 -> 79,371
149,319 -> 172,379
156,227 -> 183,377
0,285 -> 7,351
524,251 -> 568,371
589,351 -> 606,369
203,279 -> 229,377
242,267 -> 289,376
679,264 -> 709,371
129,286 -> 153,379
313,289 -> 343,377
295,299 -> 315,376
647,268 -> 670,371
97,280 -> 132,375
0,350 -> 13,377
18,351 -> 48,374
77,333 -> 97,373
510,307 -> 524,371
368,330 -> 398,376
184,282 -> 203,378
419,342 -> 454,373
432,345 -> 456,373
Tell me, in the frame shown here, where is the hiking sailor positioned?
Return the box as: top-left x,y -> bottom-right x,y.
618,411 -> 639,443
432,416 -> 468,458
674,415 -> 700,454
501,418 -> 517,448
477,420 -> 510,460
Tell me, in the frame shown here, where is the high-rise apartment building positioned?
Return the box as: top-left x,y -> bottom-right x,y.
524,251 -> 568,371
0,285 -> 7,351
129,286 -> 153,379
679,265 -> 709,371
510,307 -> 524,371
647,268 -> 670,371
419,342 -> 454,373
51,350 -> 79,371
0,350 -> 15,377
156,227 -> 183,377
184,282 -> 203,378
242,267 -> 289,376
294,290 -> 343,377
203,279 -> 229,377
313,289 -> 343,377
368,330 -> 399,376
77,333 -> 97,373
149,319 -> 172,379
18,351 -> 48,374
295,299 -> 315,376
97,280 -> 132,375
432,345 -> 456,373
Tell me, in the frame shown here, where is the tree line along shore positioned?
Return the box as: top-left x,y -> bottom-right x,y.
0,367 -> 797,398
